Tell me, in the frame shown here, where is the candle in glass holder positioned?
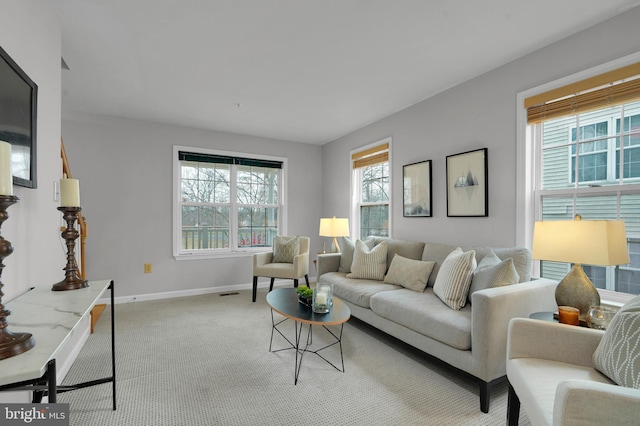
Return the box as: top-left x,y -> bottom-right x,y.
558,306 -> 580,325
316,292 -> 327,305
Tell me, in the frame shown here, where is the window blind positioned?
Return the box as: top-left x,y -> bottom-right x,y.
179,151 -> 283,169
525,62 -> 640,124
352,143 -> 389,169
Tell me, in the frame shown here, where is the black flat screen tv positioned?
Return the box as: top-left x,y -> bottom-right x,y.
0,44 -> 37,188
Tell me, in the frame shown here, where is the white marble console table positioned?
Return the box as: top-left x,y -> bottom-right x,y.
0,280 -> 115,408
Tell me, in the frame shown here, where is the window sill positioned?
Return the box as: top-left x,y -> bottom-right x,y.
598,288 -> 635,309
174,249 -> 268,261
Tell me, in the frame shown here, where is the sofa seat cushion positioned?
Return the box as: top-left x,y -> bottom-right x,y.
369,288 -> 472,350
320,272 -> 401,308
508,358 -> 614,426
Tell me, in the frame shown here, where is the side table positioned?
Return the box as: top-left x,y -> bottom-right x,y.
529,311 -> 588,327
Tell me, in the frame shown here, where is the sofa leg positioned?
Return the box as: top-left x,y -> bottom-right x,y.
252,276 -> 258,302
293,279 -> 299,288
304,274 -> 309,286
269,278 -> 275,292
479,380 -> 490,413
507,382 -> 520,426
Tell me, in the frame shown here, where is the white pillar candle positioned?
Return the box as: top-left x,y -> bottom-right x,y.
60,178 -> 80,207
316,292 -> 327,305
0,141 -> 13,195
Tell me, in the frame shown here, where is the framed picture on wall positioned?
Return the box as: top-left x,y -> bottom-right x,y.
446,148 -> 488,217
403,160 -> 432,217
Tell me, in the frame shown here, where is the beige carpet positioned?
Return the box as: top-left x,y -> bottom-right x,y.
59,289 -> 530,425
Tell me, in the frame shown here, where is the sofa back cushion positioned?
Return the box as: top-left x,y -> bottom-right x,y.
369,237 -> 426,272
422,242 -> 459,287
422,243 -> 532,286
468,251 -> 520,302
469,246 -> 532,283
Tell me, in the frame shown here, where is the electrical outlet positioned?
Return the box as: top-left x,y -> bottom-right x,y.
144,263 -> 152,273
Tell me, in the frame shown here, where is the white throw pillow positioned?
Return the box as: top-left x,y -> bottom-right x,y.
346,240 -> 388,280
272,236 -> 300,263
468,252 -> 520,302
384,254 -> 435,292
339,237 -> 374,273
433,248 -> 477,310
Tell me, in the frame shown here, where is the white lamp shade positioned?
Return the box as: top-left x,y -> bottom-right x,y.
532,220 -> 630,266
319,217 -> 350,238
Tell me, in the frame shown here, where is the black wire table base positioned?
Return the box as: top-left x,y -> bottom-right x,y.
269,310 -> 345,385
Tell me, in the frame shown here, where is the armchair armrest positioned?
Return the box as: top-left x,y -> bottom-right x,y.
554,380 -> 640,425
317,253 -> 341,278
507,318 -> 604,367
292,251 -> 310,277
253,251 -> 273,268
470,278 -> 558,380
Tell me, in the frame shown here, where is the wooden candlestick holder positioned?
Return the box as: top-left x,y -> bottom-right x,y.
52,206 -> 88,291
0,195 -> 36,360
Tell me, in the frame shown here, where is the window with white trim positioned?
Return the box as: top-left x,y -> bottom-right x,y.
351,141 -> 390,239
174,147 -> 285,257
526,63 -> 640,295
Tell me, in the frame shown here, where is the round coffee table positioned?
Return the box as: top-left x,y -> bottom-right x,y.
266,288 -> 350,384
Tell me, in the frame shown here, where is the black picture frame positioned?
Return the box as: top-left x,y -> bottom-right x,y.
446,148 -> 488,217
403,160 -> 432,217
0,44 -> 38,188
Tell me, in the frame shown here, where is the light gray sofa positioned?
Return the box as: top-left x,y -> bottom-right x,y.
317,237 -> 558,413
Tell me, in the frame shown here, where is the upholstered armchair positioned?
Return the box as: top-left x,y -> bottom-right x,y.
252,236 -> 310,302
506,316 -> 640,426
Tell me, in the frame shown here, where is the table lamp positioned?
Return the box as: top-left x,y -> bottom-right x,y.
319,217 -> 350,253
532,215 -> 630,319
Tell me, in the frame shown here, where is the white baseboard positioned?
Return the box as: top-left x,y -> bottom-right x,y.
99,276 -> 317,305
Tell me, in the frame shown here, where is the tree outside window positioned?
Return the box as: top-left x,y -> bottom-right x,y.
175,149 -> 283,256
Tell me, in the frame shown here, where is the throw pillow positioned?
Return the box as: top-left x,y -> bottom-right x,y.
339,237 -> 374,273
593,295 -> 640,389
346,240 -> 388,280
433,248 -> 477,310
468,253 -> 520,302
383,254 -> 435,292
272,236 -> 300,263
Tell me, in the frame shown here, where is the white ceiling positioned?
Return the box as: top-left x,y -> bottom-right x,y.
51,0 -> 640,144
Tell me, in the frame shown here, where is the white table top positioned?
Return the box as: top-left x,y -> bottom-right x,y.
0,280 -> 112,387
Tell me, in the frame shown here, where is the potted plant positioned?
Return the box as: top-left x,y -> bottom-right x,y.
296,285 -> 313,307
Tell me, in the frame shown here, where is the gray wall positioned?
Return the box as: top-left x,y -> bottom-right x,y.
321,7 -> 640,248
61,111 -> 322,300
0,1 -> 62,300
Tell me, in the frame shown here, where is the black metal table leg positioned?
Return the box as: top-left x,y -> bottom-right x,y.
47,359 -> 57,403
109,281 -> 116,410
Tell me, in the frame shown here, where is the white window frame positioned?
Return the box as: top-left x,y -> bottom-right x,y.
350,138 -> 392,239
173,145 -> 287,260
516,52 -> 640,302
